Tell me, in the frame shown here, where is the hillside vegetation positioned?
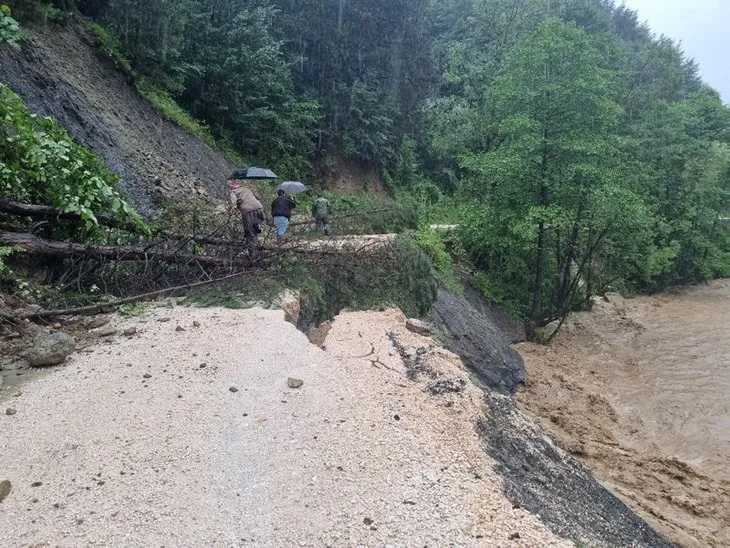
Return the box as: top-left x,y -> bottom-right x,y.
2,0 -> 730,338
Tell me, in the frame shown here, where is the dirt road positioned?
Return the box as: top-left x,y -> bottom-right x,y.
0,306 -> 566,546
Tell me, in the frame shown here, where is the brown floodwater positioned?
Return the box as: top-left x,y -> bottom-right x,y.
610,279 -> 730,481
516,279 -> 730,546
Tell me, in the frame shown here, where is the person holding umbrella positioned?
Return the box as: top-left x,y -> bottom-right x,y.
271,189 -> 297,240
228,177 -> 265,255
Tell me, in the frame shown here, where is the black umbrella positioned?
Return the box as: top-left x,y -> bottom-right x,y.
229,167 -> 278,180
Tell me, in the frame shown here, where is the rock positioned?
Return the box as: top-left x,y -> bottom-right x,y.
287,377 -> 304,389
52,323 -> 62,329
405,318 -> 433,336
307,321 -> 332,348
25,332 -> 76,367
0,480 -> 11,503
274,290 -> 301,325
0,360 -> 29,372
6,408 -> 16,416
535,320 -> 560,340
85,316 -> 110,330
122,327 -> 137,337
157,317 -> 171,323
175,325 -> 185,332
427,289 -> 525,395
229,386 -> 239,393
94,326 -> 117,338
192,321 -> 201,328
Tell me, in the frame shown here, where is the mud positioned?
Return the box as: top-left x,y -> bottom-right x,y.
0,22 -> 233,217
516,280 -> 730,547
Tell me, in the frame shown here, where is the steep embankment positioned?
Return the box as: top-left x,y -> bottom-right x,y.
516,282 -> 730,547
0,22 -> 233,217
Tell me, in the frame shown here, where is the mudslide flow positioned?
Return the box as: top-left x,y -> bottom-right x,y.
516,279 -> 730,547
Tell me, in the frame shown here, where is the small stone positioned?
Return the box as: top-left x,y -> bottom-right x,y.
405,318 -> 433,336
122,327 -> 137,337
94,327 -> 117,338
229,386 -> 239,393
52,323 -> 62,329
31,481 -> 42,488
193,321 -> 201,328
0,480 -> 11,503
175,325 -> 185,332
142,373 -> 152,379
363,517 -> 374,526
199,363 -> 207,368
287,377 -> 304,389
85,316 -> 110,330
393,414 -> 400,421
5,408 -> 17,416
157,317 -> 171,323
508,532 -> 521,540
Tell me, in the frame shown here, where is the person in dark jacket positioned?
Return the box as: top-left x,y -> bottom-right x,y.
271,189 -> 296,239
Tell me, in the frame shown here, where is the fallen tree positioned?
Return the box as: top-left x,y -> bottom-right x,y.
0,230 -> 252,267
0,198 -> 144,233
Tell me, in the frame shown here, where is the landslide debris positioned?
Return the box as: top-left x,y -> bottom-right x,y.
0,22 -> 233,217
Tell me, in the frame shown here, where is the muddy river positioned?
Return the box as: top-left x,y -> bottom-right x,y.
516,279 -> 730,547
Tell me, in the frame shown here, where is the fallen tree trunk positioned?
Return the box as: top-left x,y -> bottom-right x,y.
8,270 -> 256,320
0,199 -> 143,233
0,230 -> 252,267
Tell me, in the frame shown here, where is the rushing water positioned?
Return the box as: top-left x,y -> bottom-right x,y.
608,279 -> 730,481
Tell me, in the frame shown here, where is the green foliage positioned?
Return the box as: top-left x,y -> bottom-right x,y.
85,19 -> 132,74
416,228 -> 460,292
0,245 -> 14,278
0,4 -> 23,46
0,84 -> 145,231
300,235 -> 438,326
328,193 -> 419,235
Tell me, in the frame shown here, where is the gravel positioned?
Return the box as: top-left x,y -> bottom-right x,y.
0,306 -> 567,546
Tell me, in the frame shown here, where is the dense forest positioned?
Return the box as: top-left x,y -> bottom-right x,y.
2,0 -> 729,337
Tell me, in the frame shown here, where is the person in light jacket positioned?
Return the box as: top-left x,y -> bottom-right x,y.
228,179 -> 265,253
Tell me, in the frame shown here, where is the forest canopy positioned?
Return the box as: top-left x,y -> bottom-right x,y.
4,0 -> 730,336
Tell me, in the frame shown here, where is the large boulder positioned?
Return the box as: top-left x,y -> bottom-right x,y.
25,332 -> 76,367
427,289 -> 525,394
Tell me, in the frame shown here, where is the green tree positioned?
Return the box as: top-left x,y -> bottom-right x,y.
460,18 -> 630,337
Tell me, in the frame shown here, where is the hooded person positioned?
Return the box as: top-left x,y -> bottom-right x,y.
271,189 -> 297,240
228,179 -> 265,253
312,190 -> 332,235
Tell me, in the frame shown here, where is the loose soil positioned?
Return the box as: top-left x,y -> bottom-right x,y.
516,280 -> 730,547
0,305 -> 568,546
0,22 -> 233,217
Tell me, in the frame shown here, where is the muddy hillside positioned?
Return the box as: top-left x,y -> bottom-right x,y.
0,22 -> 233,217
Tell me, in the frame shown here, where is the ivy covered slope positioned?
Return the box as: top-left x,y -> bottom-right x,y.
0,84 -> 144,230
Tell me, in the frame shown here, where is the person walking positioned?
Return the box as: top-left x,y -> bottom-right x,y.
228,179 -> 265,255
312,191 -> 332,235
271,189 -> 297,240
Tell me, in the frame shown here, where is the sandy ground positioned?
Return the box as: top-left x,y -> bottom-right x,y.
0,305 -> 567,546
516,283 -> 730,547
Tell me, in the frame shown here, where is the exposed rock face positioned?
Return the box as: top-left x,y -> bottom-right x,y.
427,289 -> 525,394
25,332 -> 75,367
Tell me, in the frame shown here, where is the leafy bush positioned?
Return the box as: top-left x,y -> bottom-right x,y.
416,228 -> 460,291
0,84 -> 144,231
0,4 -> 23,46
